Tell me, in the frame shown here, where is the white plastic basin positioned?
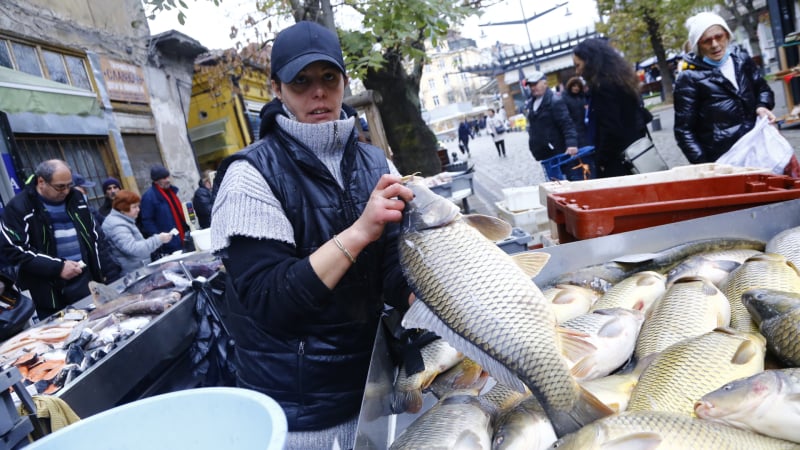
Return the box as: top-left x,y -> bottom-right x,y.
26,387 -> 287,450
190,228 -> 211,251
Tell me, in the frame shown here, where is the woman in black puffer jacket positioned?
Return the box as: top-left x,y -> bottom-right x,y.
674,12 -> 775,164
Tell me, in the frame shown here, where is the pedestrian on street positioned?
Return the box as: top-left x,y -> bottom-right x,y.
487,108 -> 507,157
673,11 -> 776,164
524,71 -> 578,162
573,38 -> 647,177
140,164 -> 189,259
1,160 -> 109,319
192,169 -> 215,229
562,76 -> 590,148
98,177 -> 121,223
458,117 -> 474,156
103,190 -> 172,274
209,20 -> 414,449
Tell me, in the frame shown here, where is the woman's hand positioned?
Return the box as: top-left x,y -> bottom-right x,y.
565,146 -> 578,156
756,106 -> 776,123
346,174 -> 414,249
157,232 -> 173,243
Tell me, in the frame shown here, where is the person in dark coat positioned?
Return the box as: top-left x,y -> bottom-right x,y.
573,38 -> 648,178
674,12 -> 776,164
0,160 -> 109,319
524,71 -> 578,162
458,118 -> 474,156
192,170 -> 214,229
562,76 -> 590,148
97,177 -> 121,223
73,173 -> 122,283
209,21 -> 413,449
139,165 -> 188,258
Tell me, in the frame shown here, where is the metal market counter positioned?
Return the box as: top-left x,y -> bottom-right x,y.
51,251 -> 222,418
353,198 -> 800,449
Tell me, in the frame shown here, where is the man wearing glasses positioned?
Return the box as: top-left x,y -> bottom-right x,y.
0,159 -> 108,320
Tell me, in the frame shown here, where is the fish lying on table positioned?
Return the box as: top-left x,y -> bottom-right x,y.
398,176 -> 612,437
743,288 -> 800,367
695,368 -> 800,444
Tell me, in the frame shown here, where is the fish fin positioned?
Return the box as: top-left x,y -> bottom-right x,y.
461,214 -> 513,241
88,281 -> 121,304
570,357 -> 597,380
731,338 -> 761,365
601,432 -> 662,450
403,301 -> 528,393
556,327 -> 597,363
391,388 -> 424,414
551,386 -> 614,437
511,252 -> 551,278
610,253 -> 660,264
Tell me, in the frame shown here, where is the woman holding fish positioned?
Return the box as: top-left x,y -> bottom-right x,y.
209,21 -> 414,450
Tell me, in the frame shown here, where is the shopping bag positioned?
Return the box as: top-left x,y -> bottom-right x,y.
623,131 -> 668,174
717,116 -> 794,174
494,123 -> 506,134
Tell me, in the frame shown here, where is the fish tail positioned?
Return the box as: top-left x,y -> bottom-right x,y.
391,388 -> 424,414
549,386 -> 614,437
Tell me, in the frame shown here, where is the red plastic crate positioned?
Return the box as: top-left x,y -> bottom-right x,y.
546,173 -> 800,243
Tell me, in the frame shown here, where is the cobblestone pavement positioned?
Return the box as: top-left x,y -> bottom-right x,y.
440,103 -> 800,217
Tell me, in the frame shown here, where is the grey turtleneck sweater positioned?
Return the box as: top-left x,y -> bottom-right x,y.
211,113 -> 399,251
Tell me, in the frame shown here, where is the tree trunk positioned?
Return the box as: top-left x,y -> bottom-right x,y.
363,52 -> 442,176
643,12 -> 674,104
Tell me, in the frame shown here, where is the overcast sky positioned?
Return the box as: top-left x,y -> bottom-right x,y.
147,0 -> 600,52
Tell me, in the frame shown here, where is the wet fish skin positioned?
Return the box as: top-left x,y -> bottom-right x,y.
721,253 -> 800,333
392,338 -> 465,414
589,271 -> 666,316
579,371 -> 640,413
542,284 -> 600,324
547,410 -> 799,450
742,288 -> 800,366
695,368 -> 800,444
399,178 -> 611,436
627,328 -> 765,416
558,308 -> 644,381
766,225 -> 800,269
492,396 -> 557,450
389,394 -> 494,450
635,276 -> 731,360
428,358 -> 488,401
549,238 -> 765,292
665,249 -> 760,287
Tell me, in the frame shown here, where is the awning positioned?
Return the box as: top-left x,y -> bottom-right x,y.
0,65 -> 101,117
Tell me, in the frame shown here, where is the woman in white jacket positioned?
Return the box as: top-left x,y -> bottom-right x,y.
487,108 -> 507,157
101,190 -> 172,274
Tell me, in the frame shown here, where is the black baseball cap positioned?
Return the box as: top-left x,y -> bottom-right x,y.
270,21 -> 346,83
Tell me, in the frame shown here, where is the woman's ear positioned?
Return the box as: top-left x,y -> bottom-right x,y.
270,79 -> 281,100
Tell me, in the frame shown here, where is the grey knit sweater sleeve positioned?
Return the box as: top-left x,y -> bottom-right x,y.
210,160 -> 294,252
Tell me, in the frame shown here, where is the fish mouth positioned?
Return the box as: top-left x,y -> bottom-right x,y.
694,400 -> 715,417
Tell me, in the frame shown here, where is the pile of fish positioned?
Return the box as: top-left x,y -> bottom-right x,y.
0,258 -> 222,395
387,176 -> 800,449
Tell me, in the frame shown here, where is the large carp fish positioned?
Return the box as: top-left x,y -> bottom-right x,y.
398,176 -> 612,436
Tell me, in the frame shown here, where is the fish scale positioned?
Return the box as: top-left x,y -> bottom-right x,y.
627,328 -> 765,416
402,222 -> 573,405
549,410 -> 799,449
721,253 -> 800,332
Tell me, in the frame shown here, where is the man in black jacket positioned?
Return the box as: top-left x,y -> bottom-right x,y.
525,71 -> 578,162
1,160 -> 108,319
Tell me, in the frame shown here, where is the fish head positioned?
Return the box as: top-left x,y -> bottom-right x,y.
401,176 -> 461,233
742,288 -> 800,324
694,371 -> 777,425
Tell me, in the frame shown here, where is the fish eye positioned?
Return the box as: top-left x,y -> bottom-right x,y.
722,383 -> 733,391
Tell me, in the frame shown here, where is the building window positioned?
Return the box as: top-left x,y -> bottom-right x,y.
0,35 -> 93,91
443,74 -> 449,86
428,79 -> 436,89
433,96 -> 440,106
464,87 -> 472,97
447,93 -> 456,103
437,59 -> 445,70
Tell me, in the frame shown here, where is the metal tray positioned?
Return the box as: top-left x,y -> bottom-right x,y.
354,198 -> 800,449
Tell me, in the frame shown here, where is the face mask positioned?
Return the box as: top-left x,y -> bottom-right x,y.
703,48 -> 731,68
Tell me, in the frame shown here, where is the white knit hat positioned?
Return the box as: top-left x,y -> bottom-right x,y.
687,12 -> 733,54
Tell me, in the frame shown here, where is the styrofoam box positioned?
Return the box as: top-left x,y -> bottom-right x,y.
538,163 -> 770,207
496,201 -> 548,235
502,186 -> 540,212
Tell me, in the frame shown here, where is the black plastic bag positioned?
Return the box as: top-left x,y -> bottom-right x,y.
0,274 -> 34,341
188,271 -> 237,387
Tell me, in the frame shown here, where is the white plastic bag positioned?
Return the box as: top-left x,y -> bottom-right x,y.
717,116 -> 794,174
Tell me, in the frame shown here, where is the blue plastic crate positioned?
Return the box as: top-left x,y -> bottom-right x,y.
541,146 -> 596,181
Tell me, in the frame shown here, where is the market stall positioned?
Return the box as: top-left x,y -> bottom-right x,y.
0,250 -> 224,422
353,198 -> 800,449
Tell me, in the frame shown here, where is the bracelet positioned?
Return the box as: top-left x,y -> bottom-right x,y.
332,234 -> 356,264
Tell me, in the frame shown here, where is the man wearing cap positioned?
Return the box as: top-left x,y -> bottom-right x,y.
73,173 -> 123,283
0,160 -> 109,319
674,11 -> 775,164
210,20 -> 413,449
524,71 -> 578,162
98,177 -> 121,221
140,165 -> 188,258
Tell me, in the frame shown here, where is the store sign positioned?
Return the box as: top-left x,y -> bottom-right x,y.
99,57 -> 149,104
